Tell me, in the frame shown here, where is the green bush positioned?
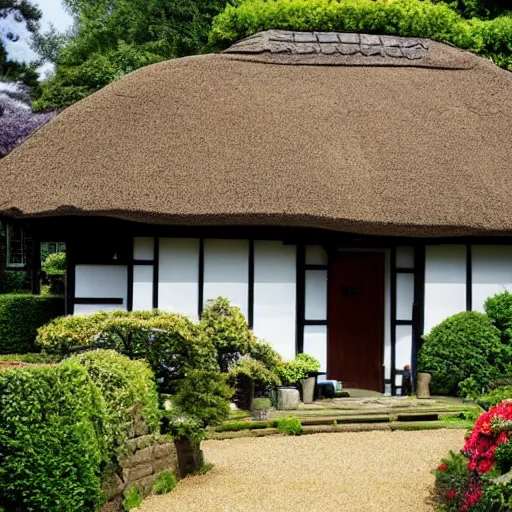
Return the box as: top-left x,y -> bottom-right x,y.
0,271 -> 28,294
276,416 -> 302,435
69,350 -> 161,457
249,340 -> 283,372
228,357 -> 281,389
418,311 -> 509,396
477,386 -> 512,410
0,353 -> 62,364
0,361 -> 105,511
42,252 -> 66,275
494,441 -> 512,473
172,369 -> 233,427
485,291 -> 512,343
39,310 -> 231,431
38,310 -> 216,390
275,353 -> 321,386
251,397 -> 272,411
200,297 -> 254,372
152,471 -> 178,495
0,294 -> 65,354
209,0 -> 512,72
37,310 -> 111,353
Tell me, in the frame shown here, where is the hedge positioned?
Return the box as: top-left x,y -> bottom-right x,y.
69,350 -> 161,456
0,271 -> 28,294
0,294 -> 65,354
0,361 -> 105,511
0,350 -> 163,511
209,0 -> 512,71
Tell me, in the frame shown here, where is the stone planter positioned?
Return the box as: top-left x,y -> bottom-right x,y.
417,373 -> 432,398
276,386 -> 300,410
301,376 -> 316,404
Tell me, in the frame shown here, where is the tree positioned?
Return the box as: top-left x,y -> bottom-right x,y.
438,0 -> 510,18
33,0 -> 231,112
0,0 -> 42,86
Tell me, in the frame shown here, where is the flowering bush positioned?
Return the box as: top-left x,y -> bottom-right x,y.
434,401 -> 512,511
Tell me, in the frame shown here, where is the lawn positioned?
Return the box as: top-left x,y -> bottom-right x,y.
136,429 -> 465,512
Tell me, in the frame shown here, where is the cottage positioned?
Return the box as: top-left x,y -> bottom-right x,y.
1,31 -> 512,394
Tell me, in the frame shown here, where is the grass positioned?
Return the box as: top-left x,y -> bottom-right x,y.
193,463 -> 215,476
123,485 -> 143,510
152,471 -> 178,495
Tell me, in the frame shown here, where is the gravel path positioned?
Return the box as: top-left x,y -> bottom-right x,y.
137,430 -> 465,512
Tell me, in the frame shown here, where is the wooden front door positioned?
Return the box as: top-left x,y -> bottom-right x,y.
328,252 -> 385,392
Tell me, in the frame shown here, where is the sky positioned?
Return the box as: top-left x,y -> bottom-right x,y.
1,0 -> 73,63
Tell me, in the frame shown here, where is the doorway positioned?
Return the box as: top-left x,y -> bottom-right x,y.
327,252 -> 385,392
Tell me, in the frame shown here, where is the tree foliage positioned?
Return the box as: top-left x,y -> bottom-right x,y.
33,0 -> 232,111
0,0 -> 41,85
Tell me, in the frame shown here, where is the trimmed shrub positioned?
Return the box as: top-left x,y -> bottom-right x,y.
209,0 -> 512,72
0,271 -> 28,294
172,369 -> 233,427
0,294 -> 65,354
418,311 -> 508,396
485,291 -> 512,343
250,340 -> 283,372
276,353 -> 321,386
69,350 -> 161,456
42,252 -> 66,275
0,361 -> 105,511
251,397 -> 272,411
37,310 -> 111,353
229,357 -> 281,388
276,416 -> 302,435
39,310 -> 231,430
200,297 -> 254,372
0,353 -> 62,364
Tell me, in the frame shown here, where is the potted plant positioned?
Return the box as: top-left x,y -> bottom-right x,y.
250,397 -> 272,420
275,353 -> 321,406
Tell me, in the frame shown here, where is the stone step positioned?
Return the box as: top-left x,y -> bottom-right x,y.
208,419 -> 473,440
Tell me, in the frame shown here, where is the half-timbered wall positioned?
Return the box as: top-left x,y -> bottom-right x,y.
71,232 -> 512,395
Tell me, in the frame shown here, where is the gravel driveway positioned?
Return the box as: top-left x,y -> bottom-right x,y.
137,430 -> 465,512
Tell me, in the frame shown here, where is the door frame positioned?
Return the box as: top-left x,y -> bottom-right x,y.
328,248 -> 391,394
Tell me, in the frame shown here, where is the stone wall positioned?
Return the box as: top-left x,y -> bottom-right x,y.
101,418 -> 188,512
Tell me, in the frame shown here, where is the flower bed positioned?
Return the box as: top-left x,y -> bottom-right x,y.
434,400 -> 512,511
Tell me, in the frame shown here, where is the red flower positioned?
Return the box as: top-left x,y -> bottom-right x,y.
437,463 -> 448,471
447,490 -> 456,500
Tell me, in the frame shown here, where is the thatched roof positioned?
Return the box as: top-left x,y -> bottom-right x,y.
1,31 -> 512,237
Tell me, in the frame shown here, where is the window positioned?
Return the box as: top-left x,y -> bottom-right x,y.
6,225 -> 24,268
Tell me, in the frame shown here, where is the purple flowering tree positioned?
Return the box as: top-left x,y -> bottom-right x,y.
0,81 -> 55,275
0,81 -> 55,158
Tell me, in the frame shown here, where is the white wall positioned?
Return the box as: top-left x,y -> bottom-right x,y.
396,273 -> 414,321
304,325 -> 327,373
424,245 -> 466,332
253,241 -> 296,361
305,270 -> 327,321
203,239 -> 249,318
472,246 -> 512,312
74,264 -> 127,314
395,324 -> 412,384
133,265 -> 153,311
158,238 -> 199,319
